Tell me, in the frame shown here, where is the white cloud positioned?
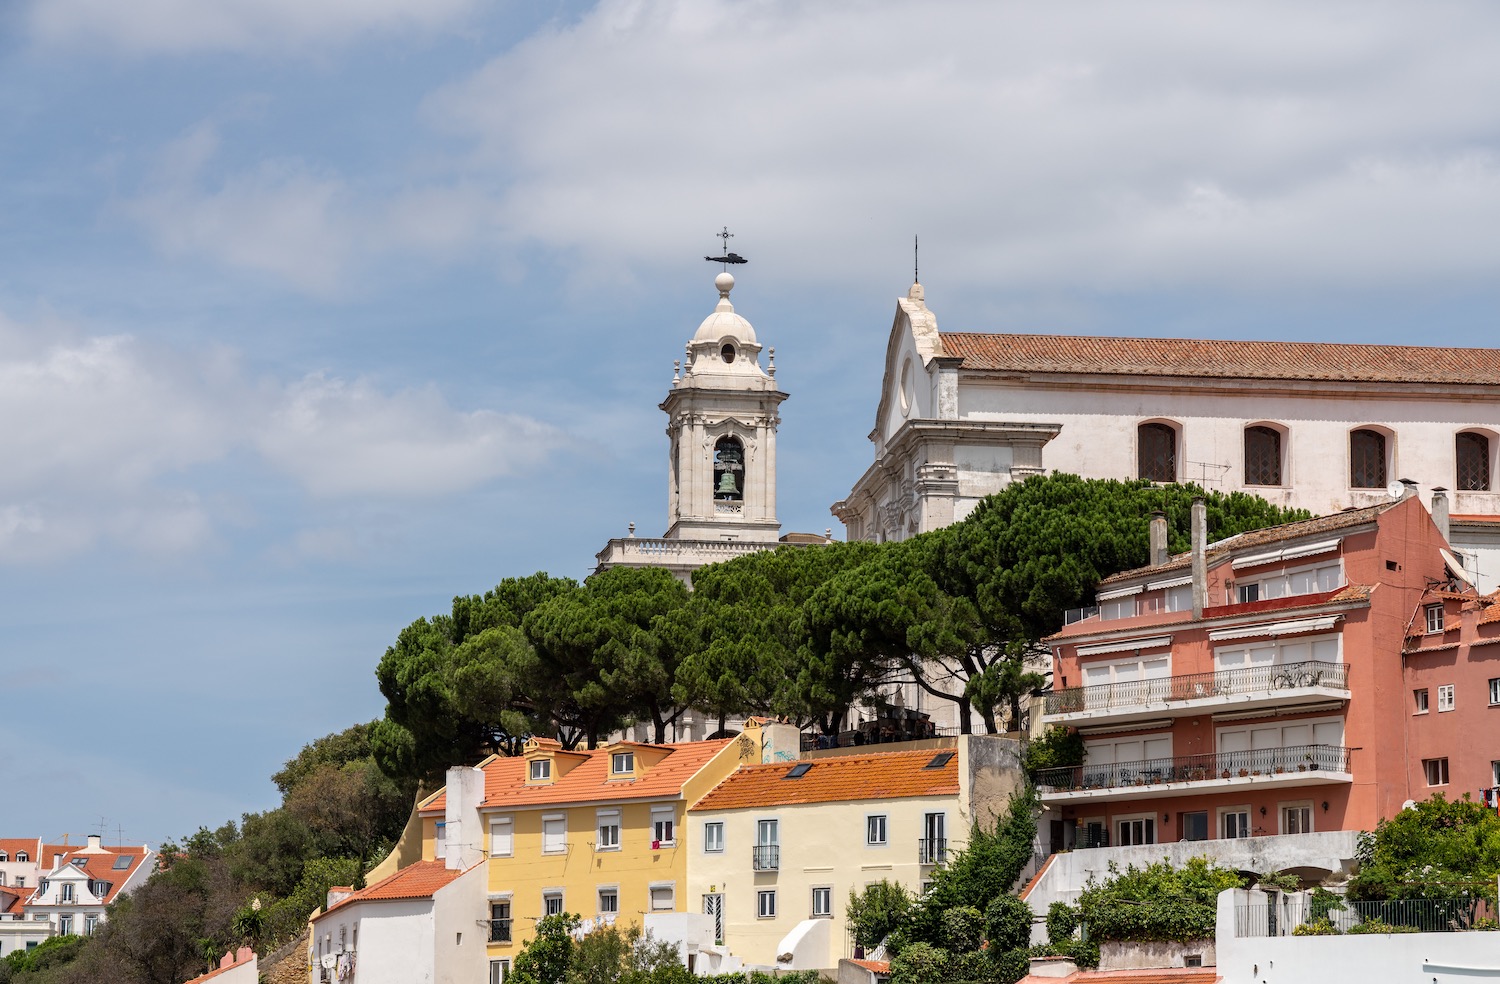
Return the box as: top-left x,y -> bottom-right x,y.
28,0 -> 481,54
0,310 -> 562,562
412,0 -> 1500,291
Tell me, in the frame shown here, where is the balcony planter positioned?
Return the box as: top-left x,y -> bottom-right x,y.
1275,767 -> 1286,775
1222,769 -> 1232,779
1239,769 -> 1250,777
1297,764 -> 1307,772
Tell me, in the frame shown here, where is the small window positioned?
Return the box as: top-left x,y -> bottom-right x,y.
597,812 -> 621,851
543,817 -> 567,854
60,883 -> 74,902
599,889 -> 619,915
1350,429 -> 1387,489
1245,426 -> 1283,486
1138,423 -> 1177,483
720,343 -> 736,364
490,901 -> 512,944
84,915 -> 98,935
866,815 -> 888,846
1414,688 -> 1429,714
543,891 -> 564,917
757,890 -> 777,919
1281,803 -> 1313,835
924,752 -> 954,770
16,852 -> 27,863
529,759 -> 552,781
1457,432 -> 1491,491
811,886 -> 832,917
58,915 -> 72,935
703,822 -> 724,853
0,851 -> 7,862
1426,604 -> 1445,635
72,858 -> 86,868
1424,757 -> 1450,786
1181,811 -> 1209,842
490,819 -> 514,857
784,763 -> 813,779
1438,684 -> 1455,712
652,809 -> 675,847
1237,583 -> 1261,604
112,856 -> 132,870
611,752 -> 634,775
490,959 -> 512,984
650,885 -> 675,911
1221,808 -> 1251,839
1490,678 -> 1500,707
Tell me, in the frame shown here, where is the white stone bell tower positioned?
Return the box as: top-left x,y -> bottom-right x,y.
661,271 -> 787,542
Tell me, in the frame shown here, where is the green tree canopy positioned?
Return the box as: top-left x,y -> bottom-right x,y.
1349,793 -> 1500,904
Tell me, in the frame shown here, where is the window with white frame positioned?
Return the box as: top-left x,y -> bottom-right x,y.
1426,604 -> 1445,634
1115,815 -> 1155,846
84,915 -> 97,935
811,886 -> 832,917
651,808 -> 675,847
596,810 -> 621,851
649,884 -> 675,911
60,883 -> 73,903
1084,734 -> 1172,770
58,915 -> 71,935
757,890 -> 777,919
1216,717 -> 1344,772
15,852 -> 25,863
1438,684 -> 1455,712
1079,651 -> 1172,704
1220,806 -> 1251,839
611,752 -> 634,775
1492,761 -> 1500,787
866,815 -> 888,846
1280,802 -> 1314,835
490,819 -> 513,857
1234,562 -> 1343,606
1414,688 -> 1430,714
529,759 -> 552,781
1489,678 -> 1499,707
543,890 -> 564,917
598,888 -> 619,915
1424,758 -> 1450,786
542,816 -> 567,854
703,821 -> 724,853
490,959 -> 511,984
435,821 -> 447,859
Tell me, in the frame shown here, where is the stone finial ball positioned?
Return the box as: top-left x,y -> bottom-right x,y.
715,272 -> 735,293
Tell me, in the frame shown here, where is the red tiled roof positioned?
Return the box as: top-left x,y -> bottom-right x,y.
183,947 -> 255,984
938,332 -> 1500,386
422,739 -> 734,814
692,747 -> 958,812
850,959 -> 890,974
1019,969 -> 1219,984
33,846 -> 151,904
317,860 -> 469,917
0,888 -> 25,915
0,838 -> 39,859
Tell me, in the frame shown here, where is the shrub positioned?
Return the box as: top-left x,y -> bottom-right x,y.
1077,857 -> 1242,943
888,941 -> 949,984
991,947 -> 1032,984
984,895 -> 1033,953
1292,919 -> 1339,936
942,906 -> 986,952
1346,917 -> 1420,935
1023,726 -> 1086,777
1474,917 -> 1499,931
846,880 -> 914,949
1308,887 -> 1346,923
1045,901 -> 1080,944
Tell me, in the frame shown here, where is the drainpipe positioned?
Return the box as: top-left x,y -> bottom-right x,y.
1431,487 -> 1450,544
1150,510 -> 1169,567
1191,497 -> 1207,619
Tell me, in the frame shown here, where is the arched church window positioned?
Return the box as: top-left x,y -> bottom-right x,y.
713,436 -> 744,501
1138,423 -> 1177,483
1350,429 -> 1387,489
1244,426 -> 1282,486
1457,432 -> 1491,491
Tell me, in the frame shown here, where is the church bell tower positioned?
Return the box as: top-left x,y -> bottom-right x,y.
661,271 -> 787,542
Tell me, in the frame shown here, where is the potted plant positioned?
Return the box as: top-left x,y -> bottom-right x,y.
1222,769 -> 1232,779
1239,768 -> 1250,777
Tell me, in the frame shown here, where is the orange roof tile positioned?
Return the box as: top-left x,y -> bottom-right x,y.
0,838 -> 39,858
422,739 -> 734,814
317,860 -> 470,917
33,846 -> 151,905
849,959 -> 890,974
1019,969 -> 1219,984
691,748 -> 959,812
183,947 -> 255,984
0,888 -> 25,915
938,331 -> 1500,386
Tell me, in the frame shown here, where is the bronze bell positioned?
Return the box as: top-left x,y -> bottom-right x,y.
717,471 -> 739,495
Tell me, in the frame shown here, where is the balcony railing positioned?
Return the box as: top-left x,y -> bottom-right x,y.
1044,660 -> 1348,716
918,838 -> 947,865
1235,896 -> 1496,936
752,845 -> 780,871
1035,743 -> 1351,793
489,919 -> 512,943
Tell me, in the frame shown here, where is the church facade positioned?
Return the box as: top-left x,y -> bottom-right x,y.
833,281 -> 1500,590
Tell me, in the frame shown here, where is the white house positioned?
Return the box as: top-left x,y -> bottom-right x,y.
23,837 -> 154,942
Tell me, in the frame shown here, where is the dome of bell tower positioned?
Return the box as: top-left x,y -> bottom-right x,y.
692,272 -> 759,345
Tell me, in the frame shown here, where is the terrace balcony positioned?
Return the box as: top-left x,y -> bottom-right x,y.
1041,660 -> 1349,728
1034,743 -> 1352,805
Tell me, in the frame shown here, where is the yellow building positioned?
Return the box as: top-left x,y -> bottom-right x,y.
417,735 -> 749,980
686,736 -> 1024,973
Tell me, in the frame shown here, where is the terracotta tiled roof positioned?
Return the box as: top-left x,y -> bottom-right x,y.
1095,504 -> 1389,587
1479,604 -> 1500,626
938,331 -> 1500,386
317,860 -> 470,918
0,888 -> 25,915
183,947 -> 255,984
1019,969 -> 1219,984
849,959 -> 890,974
1018,853 -> 1055,901
0,838 -> 39,859
33,846 -> 151,905
422,739 -> 734,814
691,747 -> 958,812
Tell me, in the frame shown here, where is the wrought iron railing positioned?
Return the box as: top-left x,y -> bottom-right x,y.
1235,896 -> 1496,936
1044,660 -> 1347,716
1035,744 -> 1351,793
918,838 -> 947,865
489,919 -> 512,943
752,845 -> 780,871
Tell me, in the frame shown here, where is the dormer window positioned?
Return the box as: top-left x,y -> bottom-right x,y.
15,852 -> 27,863
530,759 -> 552,781
611,752 -> 634,775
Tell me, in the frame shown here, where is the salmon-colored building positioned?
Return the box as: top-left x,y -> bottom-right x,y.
1036,492 -> 1500,855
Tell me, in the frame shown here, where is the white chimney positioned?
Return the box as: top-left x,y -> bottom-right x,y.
443,765 -> 487,870
1191,497 -> 1207,618
1431,488 -> 1451,543
1149,510 -> 1169,567
86,835 -> 102,852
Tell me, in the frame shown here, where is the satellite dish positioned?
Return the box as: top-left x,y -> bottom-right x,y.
1401,799 -> 1417,811
1386,481 -> 1406,500
321,955 -> 338,970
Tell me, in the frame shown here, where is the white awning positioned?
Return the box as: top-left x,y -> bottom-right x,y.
1208,615 -> 1342,641
1076,635 -> 1173,656
1231,538 -> 1342,570
1147,574 -> 1194,591
1095,583 -> 1144,602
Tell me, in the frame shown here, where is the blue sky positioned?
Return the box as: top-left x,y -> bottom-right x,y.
3,0 -> 1499,847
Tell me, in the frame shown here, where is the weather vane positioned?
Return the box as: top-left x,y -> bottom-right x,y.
914,234 -> 919,284
705,226 -> 748,268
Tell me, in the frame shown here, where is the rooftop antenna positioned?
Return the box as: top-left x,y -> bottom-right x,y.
914,234 -> 919,283
704,226 -> 748,269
